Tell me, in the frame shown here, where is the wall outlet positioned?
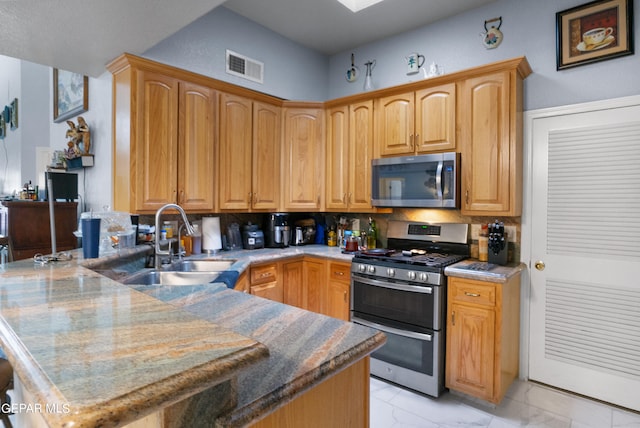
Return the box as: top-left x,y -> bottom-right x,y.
505,225 -> 517,242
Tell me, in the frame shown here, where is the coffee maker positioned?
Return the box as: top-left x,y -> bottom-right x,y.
265,213 -> 290,248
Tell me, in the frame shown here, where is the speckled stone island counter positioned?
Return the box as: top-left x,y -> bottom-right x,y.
0,245 -> 385,427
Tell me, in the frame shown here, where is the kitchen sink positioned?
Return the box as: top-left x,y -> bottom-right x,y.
121,270 -> 224,286
170,259 -> 236,272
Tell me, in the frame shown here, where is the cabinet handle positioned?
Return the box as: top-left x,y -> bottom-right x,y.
343,291 -> 347,303
451,311 -> 455,326
409,134 -> 414,149
348,193 -> 352,204
342,193 -> 347,204
464,292 -> 480,297
253,193 -> 258,204
334,271 -> 344,276
465,189 -> 469,204
260,272 -> 272,278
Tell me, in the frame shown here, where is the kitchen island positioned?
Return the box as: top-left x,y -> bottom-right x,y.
0,245 -> 384,427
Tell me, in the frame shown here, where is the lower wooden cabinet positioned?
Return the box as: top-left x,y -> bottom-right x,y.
326,261 -> 351,321
445,275 -> 520,404
250,262 -> 283,303
269,257 -> 351,321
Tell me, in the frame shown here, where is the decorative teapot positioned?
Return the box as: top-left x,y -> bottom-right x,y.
480,16 -> 503,49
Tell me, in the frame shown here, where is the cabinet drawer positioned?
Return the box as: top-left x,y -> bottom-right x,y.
449,278 -> 496,307
251,263 -> 278,285
328,262 -> 351,283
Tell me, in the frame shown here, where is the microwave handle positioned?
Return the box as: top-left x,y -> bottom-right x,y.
435,160 -> 443,200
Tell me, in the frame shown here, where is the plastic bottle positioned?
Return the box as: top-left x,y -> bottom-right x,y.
367,217 -> 377,249
191,224 -> 202,254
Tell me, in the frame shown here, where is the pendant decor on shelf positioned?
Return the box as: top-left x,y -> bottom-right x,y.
363,60 -> 376,91
480,16 -> 503,49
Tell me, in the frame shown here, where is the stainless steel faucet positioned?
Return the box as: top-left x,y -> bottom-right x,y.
154,203 -> 195,269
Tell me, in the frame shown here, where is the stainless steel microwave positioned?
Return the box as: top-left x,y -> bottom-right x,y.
371,152 -> 460,208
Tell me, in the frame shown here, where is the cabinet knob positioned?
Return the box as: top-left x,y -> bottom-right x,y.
534,261 -> 546,271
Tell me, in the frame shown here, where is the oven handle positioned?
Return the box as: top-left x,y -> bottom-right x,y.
352,275 -> 433,294
352,317 -> 432,342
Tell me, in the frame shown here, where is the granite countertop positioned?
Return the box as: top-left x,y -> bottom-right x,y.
0,245 -> 384,427
445,258 -> 525,283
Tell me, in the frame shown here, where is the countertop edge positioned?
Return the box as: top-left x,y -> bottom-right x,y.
445,260 -> 526,283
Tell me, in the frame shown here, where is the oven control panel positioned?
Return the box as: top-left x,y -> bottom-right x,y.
353,262 -> 443,286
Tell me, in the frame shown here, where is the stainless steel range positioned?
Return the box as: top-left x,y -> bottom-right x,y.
350,220 -> 469,397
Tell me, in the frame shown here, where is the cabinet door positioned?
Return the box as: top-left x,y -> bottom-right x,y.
304,258 -> 326,314
282,108 -> 325,210
282,259 -> 304,308
415,83 -> 456,153
376,92 -> 414,156
446,302 -> 496,401
325,106 -> 349,210
348,100 -> 374,211
252,102 -> 281,211
326,262 -> 351,321
219,93 -> 253,210
251,282 -> 283,302
178,82 -> 216,211
459,72 -> 516,215
134,70 -> 179,211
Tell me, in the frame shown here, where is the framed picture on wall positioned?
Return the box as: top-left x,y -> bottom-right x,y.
53,68 -> 88,123
556,0 -> 634,70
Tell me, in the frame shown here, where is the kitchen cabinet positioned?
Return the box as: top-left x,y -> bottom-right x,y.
282,259 -> 304,308
445,275 -> 520,404
2,201 -> 77,261
218,93 -> 281,211
325,261 -> 351,321
326,100 -> 375,212
458,70 -> 523,216
304,257 -> 326,314
375,83 -> 455,157
234,270 -> 249,293
281,104 -> 325,211
250,262 -> 283,303
108,55 -> 216,213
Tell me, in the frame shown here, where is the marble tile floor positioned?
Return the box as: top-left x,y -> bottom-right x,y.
6,377 -> 640,427
370,377 -> 640,428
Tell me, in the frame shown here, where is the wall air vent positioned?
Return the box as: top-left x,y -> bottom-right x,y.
226,49 -> 264,84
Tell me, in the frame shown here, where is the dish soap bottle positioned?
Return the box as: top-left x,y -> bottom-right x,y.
367,217 -> 377,249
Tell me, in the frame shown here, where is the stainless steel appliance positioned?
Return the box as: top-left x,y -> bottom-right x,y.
242,223 -> 264,250
350,220 -> 469,397
265,213 -> 290,248
371,152 -> 460,208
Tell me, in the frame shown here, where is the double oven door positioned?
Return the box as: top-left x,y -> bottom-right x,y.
350,270 -> 446,397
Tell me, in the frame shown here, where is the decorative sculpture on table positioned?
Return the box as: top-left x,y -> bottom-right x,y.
65,116 -> 91,159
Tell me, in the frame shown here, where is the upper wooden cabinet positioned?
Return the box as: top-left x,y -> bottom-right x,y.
218,94 -> 281,211
375,83 -> 455,157
108,55 -> 216,213
326,100 -> 375,212
458,70 -> 524,216
281,104 -> 325,211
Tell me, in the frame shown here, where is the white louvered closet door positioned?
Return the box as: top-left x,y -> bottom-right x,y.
529,100 -> 640,412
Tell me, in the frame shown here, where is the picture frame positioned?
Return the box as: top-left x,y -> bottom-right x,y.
53,68 -> 88,123
556,0 -> 634,70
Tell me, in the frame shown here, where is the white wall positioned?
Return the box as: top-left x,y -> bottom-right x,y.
0,56 -> 23,195
327,0 -> 640,110
143,6 -> 329,101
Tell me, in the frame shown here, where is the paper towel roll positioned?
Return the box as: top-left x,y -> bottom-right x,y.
202,217 -> 222,251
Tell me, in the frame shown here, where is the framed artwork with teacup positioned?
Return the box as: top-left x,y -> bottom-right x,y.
556,0 -> 633,70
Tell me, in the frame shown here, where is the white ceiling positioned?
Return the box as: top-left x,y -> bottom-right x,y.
0,0 -> 497,77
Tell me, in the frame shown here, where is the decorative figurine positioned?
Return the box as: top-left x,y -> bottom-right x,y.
65,116 -> 91,157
